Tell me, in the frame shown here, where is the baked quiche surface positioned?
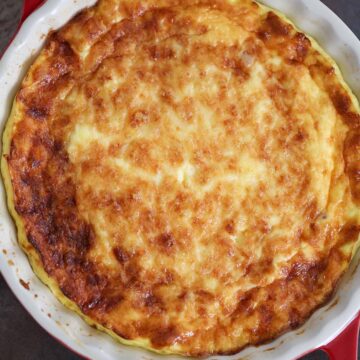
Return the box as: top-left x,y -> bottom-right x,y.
2,0 -> 360,356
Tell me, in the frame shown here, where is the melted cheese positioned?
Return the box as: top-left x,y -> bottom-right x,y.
2,0 -> 360,356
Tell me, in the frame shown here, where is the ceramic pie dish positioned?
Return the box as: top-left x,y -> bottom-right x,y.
0,1 -> 359,359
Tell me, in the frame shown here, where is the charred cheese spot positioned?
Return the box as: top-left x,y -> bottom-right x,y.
2,0 -> 360,357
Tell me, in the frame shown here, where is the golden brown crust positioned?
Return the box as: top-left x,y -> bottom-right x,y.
3,0 -> 360,356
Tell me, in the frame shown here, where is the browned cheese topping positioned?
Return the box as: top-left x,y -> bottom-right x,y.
3,0 -> 360,356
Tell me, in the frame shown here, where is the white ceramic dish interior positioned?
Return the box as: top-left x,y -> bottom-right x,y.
0,1 -> 359,359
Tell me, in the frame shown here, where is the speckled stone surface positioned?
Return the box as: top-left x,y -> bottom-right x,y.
0,1 -> 359,359
0,0 -> 22,53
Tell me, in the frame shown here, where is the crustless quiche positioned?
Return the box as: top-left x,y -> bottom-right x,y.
2,0 -> 360,356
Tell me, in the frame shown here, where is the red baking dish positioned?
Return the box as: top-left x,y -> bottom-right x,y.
0,0 -> 359,359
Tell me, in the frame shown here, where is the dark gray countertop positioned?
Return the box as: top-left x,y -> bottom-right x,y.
0,1 -> 359,359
